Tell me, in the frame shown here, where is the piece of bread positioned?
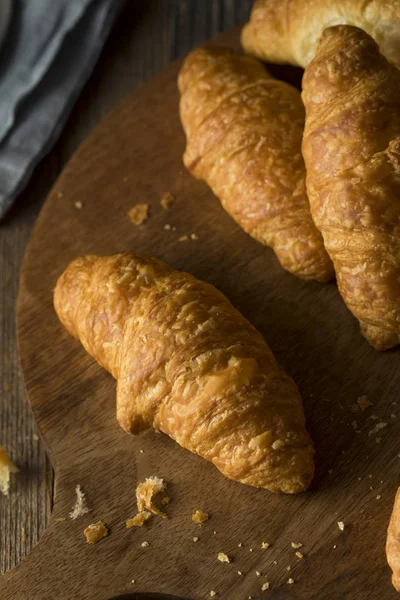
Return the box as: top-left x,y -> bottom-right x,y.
178,46 -> 333,282
241,0 -> 400,69
0,444 -> 18,495
54,253 -> 315,493
387,488 -> 400,591
302,25 -> 400,350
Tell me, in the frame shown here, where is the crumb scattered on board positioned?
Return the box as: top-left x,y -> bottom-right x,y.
193,536 -> 199,542
161,496 -> 170,505
192,510 -> 209,523
179,234 -> 189,242
127,476 -> 168,527
210,592 -> 217,597
261,542 -> 270,549
337,521 -> 345,531
351,396 -> 372,412
141,540 -> 150,548
33,434 -> 39,442
261,582 -> 270,591
368,422 -> 387,436
69,484 -> 90,519
0,445 -> 18,495
128,203 -> 149,225
126,511 -> 151,528
291,542 -> 302,549
84,521 -> 108,544
160,192 -> 175,210
287,578 -> 295,585
136,476 -> 167,518
296,551 -> 304,559
217,552 -> 230,563
74,201 -> 83,209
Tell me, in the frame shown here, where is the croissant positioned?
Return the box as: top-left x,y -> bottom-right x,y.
178,46 -> 333,282
241,0 -> 400,69
302,25 -> 400,350
387,488 -> 400,591
54,253 -> 315,493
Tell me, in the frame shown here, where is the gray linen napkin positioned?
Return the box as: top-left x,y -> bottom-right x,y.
0,0 -> 123,220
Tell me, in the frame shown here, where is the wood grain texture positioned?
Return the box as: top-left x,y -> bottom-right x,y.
0,0 -> 253,576
0,14 -> 398,600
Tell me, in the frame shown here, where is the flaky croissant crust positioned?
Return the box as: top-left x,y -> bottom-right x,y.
241,0 -> 400,69
302,25 -> 400,350
179,46 -> 333,282
54,253 -> 315,493
387,488 -> 400,592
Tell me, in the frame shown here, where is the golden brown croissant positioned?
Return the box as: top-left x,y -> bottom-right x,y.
241,0 -> 400,69
302,25 -> 400,350
54,253 -> 315,493
178,46 -> 333,282
387,488 -> 400,591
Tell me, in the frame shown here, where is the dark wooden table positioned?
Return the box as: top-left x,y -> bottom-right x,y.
0,0 -> 253,574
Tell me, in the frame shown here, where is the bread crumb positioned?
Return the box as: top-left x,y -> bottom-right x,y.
391,414 -> 397,419
369,422 -> 386,436
141,541 -> 150,548
217,552 -> 230,563
161,496 -> 170,506
295,552 -> 304,559
139,449 -> 144,454
238,571 -> 242,576
192,510 -> 209,523
249,548 -> 253,552
131,579 -> 135,584
287,578 -> 294,585
179,234 -> 189,242
333,545 -> 337,549
69,484 -> 90,519
193,536 -> 199,542
286,566 -> 291,571
261,582 -> 270,591
190,233 -> 199,240
210,592 -> 216,597
33,434 -> 39,442
238,543 -> 243,548
213,531 -> 217,535
164,223 -> 172,230
126,511 -> 151,528
291,542 -> 302,549
357,395 -> 372,411
261,542 -> 270,549
0,445 -> 19,495
370,414 -> 379,420
84,521 -> 108,544
338,521 -> 345,531
74,201 -> 83,209
256,570 -> 261,577
136,476 -> 167,518
160,192 -> 175,210
128,204 -> 149,225
57,192 -> 63,198
55,517 -> 66,522
368,474 -> 373,478
376,495 -> 381,500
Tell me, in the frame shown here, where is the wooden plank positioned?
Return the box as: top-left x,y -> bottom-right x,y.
0,0 -> 252,574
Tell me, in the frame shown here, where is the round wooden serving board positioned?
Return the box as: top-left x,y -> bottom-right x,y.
2,27 -> 399,600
